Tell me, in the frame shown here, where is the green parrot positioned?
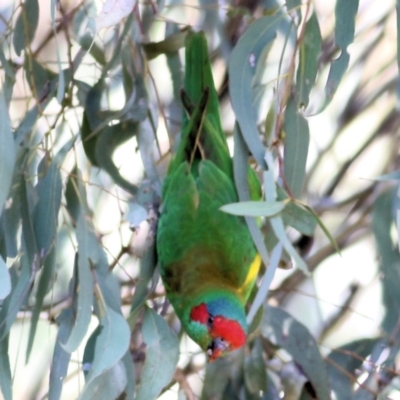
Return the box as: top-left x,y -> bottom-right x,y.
156,30 -> 261,361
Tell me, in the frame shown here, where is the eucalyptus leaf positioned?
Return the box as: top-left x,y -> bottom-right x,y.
229,16 -> 284,167
61,217 -> 94,353
135,308 -> 179,400
220,200 -> 285,217
372,188 -> 400,334
13,0 -> 39,55
321,0 -> 359,109
48,308 -> 74,400
82,307 -> 130,393
283,97 -> 309,198
296,11 -> 322,109
0,256 -> 11,300
0,335 -> 12,400
0,91 -> 15,217
0,257 -> 32,341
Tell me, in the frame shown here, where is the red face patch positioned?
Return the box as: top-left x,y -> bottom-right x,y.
190,303 -> 209,324
210,316 -> 246,350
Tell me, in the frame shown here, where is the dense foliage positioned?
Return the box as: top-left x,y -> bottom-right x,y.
0,0 -> 399,399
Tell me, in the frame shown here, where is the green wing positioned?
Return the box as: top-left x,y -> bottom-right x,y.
157,31 -> 260,309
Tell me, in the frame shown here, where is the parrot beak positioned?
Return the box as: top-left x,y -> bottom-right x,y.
207,337 -> 230,362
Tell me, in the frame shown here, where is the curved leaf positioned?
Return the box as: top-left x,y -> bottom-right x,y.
229,16 -> 284,167
321,0 -> 359,109
81,307 -> 130,394
135,308 -> 179,400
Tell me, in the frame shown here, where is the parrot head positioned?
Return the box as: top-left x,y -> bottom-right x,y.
187,297 -> 248,361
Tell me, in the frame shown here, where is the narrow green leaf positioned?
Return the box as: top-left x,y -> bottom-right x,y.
0,150 -> 25,258
122,351 -> 135,399
65,169 -> 81,223
135,308 -> 179,400
229,16 -> 283,167
48,308 -> 74,400
296,11 -> 322,108
19,178 -> 38,266
0,256 -> 11,300
82,307 -> 130,393
396,3 -> 400,103
129,243 -> 156,316
372,188 -> 400,334
283,97 -> 309,198
0,91 -> 15,216
321,0 -> 359,108
0,257 -> 32,340
302,203 -> 340,253
0,48 -> 15,105
33,157 -> 62,255
61,216 -> 94,353
81,80 -> 104,166
220,200 -> 285,217
13,0 -> 39,55
25,247 -> 56,362
0,335 -> 12,400
21,152 -> 71,355
261,306 -> 331,400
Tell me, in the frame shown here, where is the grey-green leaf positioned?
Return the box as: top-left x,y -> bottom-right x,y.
220,200 -> 285,217
322,0 -> 359,108
48,308 -> 74,400
0,335 -> 12,400
283,97 -> 309,198
13,0 -> 39,56
61,216 -> 94,353
296,11 -> 322,109
135,308 -> 179,400
261,306 -> 331,400
82,307 -> 130,394
0,91 -> 15,216
33,157 -> 62,256
372,187 -> 400,334
0,257 -> 32,341
0,256 -> 11,300
229,16 -> 283,166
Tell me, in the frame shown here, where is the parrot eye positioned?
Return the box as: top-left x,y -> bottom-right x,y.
207,315 -> 214,326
